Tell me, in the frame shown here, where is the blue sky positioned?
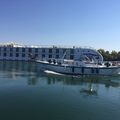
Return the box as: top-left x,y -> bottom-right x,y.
0,0 -> 120,51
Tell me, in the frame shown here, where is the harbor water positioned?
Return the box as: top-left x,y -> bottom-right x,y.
0,61 -> 120,120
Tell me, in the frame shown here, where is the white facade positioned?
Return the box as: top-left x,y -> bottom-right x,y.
0,43 -> 103,63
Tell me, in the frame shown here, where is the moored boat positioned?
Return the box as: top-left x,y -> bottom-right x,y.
36,59 -> 120,76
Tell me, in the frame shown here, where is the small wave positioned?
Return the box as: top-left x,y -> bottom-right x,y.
44,70 -> 64,76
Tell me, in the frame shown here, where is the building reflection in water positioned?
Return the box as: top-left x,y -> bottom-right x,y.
28,77 -> 38,85
0,60 -> 120,90
0,60 -> 41,84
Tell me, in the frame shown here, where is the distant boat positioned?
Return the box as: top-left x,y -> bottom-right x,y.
36,59 -> 120,76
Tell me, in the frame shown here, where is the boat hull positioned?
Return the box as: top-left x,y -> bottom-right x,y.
38,61 -> 120,76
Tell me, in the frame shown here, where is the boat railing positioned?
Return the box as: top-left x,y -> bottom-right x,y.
0,43 -> 96,50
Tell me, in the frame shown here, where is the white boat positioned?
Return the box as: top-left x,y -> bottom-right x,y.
0,43 -> 103,64
36,59 -> 120,76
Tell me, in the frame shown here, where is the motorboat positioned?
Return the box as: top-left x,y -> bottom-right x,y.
36,59 -> 120,76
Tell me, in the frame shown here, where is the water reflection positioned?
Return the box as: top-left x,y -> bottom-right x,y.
80,83 -> 98,96
0,60 -> 41,72
45,74 -> 120,87
1,61 -> 120,120
0,60 -> 120,91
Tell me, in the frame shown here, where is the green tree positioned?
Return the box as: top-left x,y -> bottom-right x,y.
110,51 -> 118,61
117,51 -> 120,61
98,49 -> 119,61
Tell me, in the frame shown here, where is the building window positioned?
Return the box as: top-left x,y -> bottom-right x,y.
70,49 -> 74,54
16,53 -> 19,57
16,48 -> 19,52
35,54 -> 38,57
4,48 -> 6,52
22,48 -> 25,52
10,48 -> 13,52
63,49 -> 66,53
10,53 -> 13,57
70,55 -> 74,59
4,53 -> 6,57
28,48 -> 32,52
49,49 -> 52,53
35,48 -> 38,53
42,49 -> 45,53
56,49 -> 59,53
56,55 -> 59,59
49,55 -> 52,58
22,53 -> 25,57
42,54 -> 45,58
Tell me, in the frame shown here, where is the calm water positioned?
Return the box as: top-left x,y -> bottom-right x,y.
0,61 -> 120,120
